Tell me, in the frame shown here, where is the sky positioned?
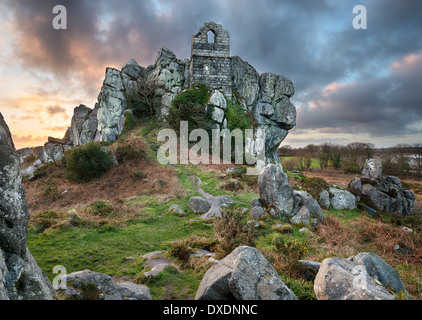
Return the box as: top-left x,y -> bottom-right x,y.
0,0 -> 421,149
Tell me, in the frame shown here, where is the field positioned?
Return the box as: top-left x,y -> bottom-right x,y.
23,124 -> 422,300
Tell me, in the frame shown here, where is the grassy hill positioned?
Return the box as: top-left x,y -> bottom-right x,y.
23,120 -> 422,300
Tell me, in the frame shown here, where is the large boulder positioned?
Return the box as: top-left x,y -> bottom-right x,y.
348,177 -> 362,198
189,197 -> 211,214
329,188 -> 357,210
0,113 -> 29,257
258,164 -> 294,218
361,158 -> 383,180
351,252 -> 411,299
195,246 -> 297,300
314,257 -> 395,300
0,248 -> 55,300
231,56 -> 296,166
0,113 -> 54,300
292,190 -> 325,222
59,270 -> 152,300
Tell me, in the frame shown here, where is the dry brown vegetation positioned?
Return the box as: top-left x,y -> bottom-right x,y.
24,136 -> 185,216
307,214 -> 422,299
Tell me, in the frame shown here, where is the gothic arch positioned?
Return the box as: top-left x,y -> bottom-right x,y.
207,29 -> 216,43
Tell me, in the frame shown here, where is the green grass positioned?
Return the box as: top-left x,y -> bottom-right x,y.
142,265 -> 206,300
27,196 -> 214,281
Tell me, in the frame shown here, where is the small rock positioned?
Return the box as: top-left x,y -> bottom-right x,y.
251,198 -> 263,208
250,206 -> 266,220
168,204 -> 186,216
401,226 -> 413,233
290,206 -> 311,227
394,244 -> 413,256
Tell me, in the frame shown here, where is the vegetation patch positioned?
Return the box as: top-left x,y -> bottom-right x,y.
64,142 -> 114,182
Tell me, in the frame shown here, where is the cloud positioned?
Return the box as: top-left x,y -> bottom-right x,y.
298,53 -> 422,137
46,105 -> 67,116
44,125 -> 68,132
12,134 -> 48,149
2,0 -> 422,147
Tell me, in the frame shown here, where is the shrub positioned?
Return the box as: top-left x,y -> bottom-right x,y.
282,157 -> 300,171
213,208 -> 255,259
225,102 -> 251,132
227,166 -> 247,179
343,159 -> 362,174
169,240 -> 194,265
41,178 -> 62,203
172,84 -> 210,107
169,235 -> 217,266
131,170 -> 146,181
31,210 -> 60,233
220,179 -> 244,191
64,143 -> 114,181
114,142 -> 147,163
33,162 -> 63,180
301,177 -> 329,199
85,201 -> 115,218
168,84 -> 215,134
123,112 -> 139,132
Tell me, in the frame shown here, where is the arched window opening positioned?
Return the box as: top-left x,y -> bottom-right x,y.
207,30 -> 216,44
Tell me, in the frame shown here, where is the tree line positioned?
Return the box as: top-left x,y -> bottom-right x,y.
278,142 -> 422,177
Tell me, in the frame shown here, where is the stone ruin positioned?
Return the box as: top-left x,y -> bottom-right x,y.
190,22 -> 232,98
18,22 -> 297,177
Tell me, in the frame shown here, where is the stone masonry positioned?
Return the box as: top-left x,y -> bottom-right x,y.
190,22 -> 232,98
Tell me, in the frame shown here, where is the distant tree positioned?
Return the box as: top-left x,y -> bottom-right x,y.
278,145 -> 293,157
342,142 -> 374,173
413,143 -> 422,176
317,143 -> 332,171
393,144 -> 412,176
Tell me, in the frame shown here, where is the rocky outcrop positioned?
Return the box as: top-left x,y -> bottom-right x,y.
1,114 -> 30,256
349,159 -> 415,215
19,23 -> 296,168
58,270 -> 152,300
257,164 -> 325,223
0,113 -> 54,300
195,246 -> 297,300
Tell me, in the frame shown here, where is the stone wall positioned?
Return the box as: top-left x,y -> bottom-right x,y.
190,22 -> 232,98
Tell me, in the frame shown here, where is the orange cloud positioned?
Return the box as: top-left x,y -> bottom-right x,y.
12,134 -> 48,149
321,82 -> 355,97
391,53 -> 422,71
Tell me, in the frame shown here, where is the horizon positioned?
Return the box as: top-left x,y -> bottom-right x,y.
1,0 -> 421,150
